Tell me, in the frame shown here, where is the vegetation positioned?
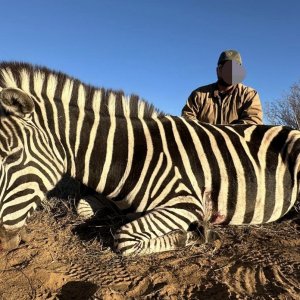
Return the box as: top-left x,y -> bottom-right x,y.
266,81 -> 300,129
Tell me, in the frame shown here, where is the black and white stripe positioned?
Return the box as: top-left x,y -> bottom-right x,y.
0,62 -> 299,255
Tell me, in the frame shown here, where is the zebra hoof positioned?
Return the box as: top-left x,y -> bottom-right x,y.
185,230 -> 203,245
0,231 -> 21,250
19,227 -> 31,243
205,229 -> 220,243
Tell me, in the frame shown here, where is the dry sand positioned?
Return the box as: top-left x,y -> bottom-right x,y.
0,180 -> 299,299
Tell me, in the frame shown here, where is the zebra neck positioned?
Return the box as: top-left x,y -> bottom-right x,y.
68,115 -> 154,199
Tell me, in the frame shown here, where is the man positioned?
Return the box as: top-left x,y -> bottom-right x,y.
182,50 -> 263,124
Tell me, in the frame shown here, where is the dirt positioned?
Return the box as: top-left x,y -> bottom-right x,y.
1,182 -> 300,300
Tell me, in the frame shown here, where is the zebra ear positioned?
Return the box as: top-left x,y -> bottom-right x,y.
0,87 -> 35,118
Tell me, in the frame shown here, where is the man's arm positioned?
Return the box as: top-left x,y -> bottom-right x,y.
181,92 -> 199,120
231,90 -> 263,125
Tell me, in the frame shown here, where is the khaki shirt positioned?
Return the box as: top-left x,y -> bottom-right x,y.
182,82 -> 263,125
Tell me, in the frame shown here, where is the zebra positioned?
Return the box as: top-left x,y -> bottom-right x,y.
0,61 -> 299,255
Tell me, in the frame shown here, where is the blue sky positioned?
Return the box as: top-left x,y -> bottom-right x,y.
1,0 -> 300,122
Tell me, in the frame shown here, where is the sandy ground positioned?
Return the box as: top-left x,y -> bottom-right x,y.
1,179 -> 300,300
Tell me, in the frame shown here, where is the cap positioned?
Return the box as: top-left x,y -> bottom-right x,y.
217,50 -> 242,65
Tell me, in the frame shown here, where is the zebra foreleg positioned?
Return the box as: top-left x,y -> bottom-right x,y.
120,229 -> 198,256
115,228 -> 202,256
76,196 -> 108,220
114,207 -> 203,256
200,187 -> 223,244
76,192 -> 121,221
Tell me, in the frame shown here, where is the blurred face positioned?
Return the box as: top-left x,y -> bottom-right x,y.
217,60 -> 246,86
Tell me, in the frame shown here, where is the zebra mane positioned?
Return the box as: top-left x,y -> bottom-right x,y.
0,61 -> 165,119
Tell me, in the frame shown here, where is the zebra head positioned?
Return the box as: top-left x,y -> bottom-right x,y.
0,87 -> 65,249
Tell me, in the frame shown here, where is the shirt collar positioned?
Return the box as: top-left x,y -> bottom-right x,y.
213,82 -> 237,98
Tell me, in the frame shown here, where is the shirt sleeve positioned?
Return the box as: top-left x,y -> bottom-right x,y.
231,89 -> 263,125
181,91 -> 199,120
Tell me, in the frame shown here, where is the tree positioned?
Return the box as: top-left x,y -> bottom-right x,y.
265,81 -> 300,129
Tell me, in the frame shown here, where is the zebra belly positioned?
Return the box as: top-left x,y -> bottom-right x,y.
208,171 -> 297,226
